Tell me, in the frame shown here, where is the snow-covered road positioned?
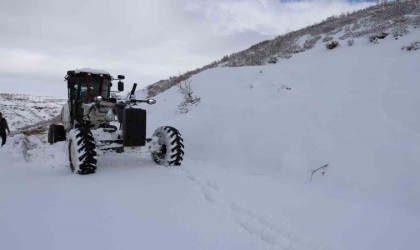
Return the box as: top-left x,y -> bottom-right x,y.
0,140 -> 320,250
1,134 -> 419,250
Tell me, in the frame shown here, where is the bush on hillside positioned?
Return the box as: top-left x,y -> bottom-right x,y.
303,35 -> 322,50
326,41 -> 340,49
322,36 -> 334,42
369,32 -> 389,43
268,57 -> 278,64
177,80 -> 201,114
392,25 -> 409,39
401,41 -> 420,51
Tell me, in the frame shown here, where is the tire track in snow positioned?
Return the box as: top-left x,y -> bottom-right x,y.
181,167 -> 322,250
379,107 -> 420,139
379,85 -> 420,140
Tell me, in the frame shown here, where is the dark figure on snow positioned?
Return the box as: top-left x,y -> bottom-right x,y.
0,112 -> 10,147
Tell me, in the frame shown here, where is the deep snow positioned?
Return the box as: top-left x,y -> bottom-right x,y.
1,28 -> 419,250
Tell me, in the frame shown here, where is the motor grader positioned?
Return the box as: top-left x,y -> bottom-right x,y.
48,68 -> 184,174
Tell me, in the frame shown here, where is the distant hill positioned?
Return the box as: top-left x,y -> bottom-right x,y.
0,93 -> 65,131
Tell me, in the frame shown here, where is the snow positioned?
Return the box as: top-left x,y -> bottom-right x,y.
1,28 -> 420,250
74,68 -> 111,75
0,93 -> 65,130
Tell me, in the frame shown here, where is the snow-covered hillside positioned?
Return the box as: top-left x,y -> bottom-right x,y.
0,93 -> 65,131
1,25 -> 419,250
145,0 -> 420,97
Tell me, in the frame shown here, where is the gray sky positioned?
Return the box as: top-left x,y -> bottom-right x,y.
0,0 -> 374,97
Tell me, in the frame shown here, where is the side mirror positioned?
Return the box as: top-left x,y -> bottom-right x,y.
118,81 -> 124,91
118,75 -> 125,80
147,99 -> 156,105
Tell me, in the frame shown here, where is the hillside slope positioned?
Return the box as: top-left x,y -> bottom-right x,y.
0,93 -> 65,131
0,22 -> 419,250
146,27 -> 420,213
145,0 -> 419,97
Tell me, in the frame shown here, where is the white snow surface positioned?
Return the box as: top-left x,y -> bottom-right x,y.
1,30 -> 420,250
74,68 -> 111,75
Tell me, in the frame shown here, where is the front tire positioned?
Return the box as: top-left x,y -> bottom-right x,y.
151,126 -> 184,166
68,127 -> 97,175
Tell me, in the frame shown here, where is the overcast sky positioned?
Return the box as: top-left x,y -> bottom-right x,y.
0,0 -> 375,97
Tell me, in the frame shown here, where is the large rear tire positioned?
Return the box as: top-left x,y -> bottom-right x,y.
68,127 -> 97,175
151,126 -> 184,166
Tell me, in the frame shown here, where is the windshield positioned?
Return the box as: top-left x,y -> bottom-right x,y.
68,75 -> 111,103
